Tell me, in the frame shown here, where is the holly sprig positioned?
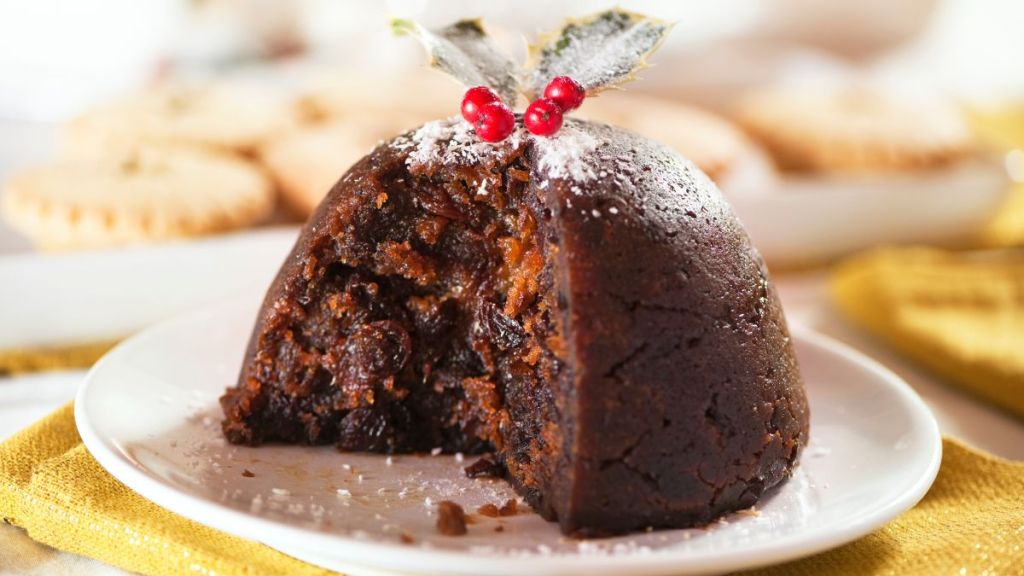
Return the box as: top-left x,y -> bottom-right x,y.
392,18 -> 519,105
523,10 -> 672,99
393,9 -> 673,141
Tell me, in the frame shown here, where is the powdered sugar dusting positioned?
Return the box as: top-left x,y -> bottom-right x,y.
532,125 -> 600,182
398,116 -> 526,168
395,116 -> 601,185
390,115 -> 722,227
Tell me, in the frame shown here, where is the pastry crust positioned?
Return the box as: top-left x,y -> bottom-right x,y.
2,145 -> 274,250
737,83 -> 973,172
63,84 -> 298,156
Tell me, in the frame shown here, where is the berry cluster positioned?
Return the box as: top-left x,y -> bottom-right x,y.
460,76 -> 585,142
461,86 -> 514,143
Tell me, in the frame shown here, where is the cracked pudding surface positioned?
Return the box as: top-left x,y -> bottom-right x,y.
220,117 -> 809,537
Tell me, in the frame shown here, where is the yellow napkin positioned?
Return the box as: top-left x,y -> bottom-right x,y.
0,340 -> 118,376
830,247 -> 1024,419
0,403 -> 334,576
1,403 -> 1022,576
745,437 -> 1024,576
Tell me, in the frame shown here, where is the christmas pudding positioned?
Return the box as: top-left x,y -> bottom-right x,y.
221,10 -> 809,537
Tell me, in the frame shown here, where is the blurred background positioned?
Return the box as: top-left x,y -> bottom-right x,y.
1,0 -> 1023,257
1,0 -> 1023,455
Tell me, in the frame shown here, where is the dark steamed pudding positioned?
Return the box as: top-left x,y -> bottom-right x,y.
220,117 -> 809,537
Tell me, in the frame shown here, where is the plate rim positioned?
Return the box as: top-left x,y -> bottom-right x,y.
75,298 -> 942,576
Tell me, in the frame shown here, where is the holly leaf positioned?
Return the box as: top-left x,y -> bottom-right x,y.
523,10 -> 672,99
392,18 -> 519,105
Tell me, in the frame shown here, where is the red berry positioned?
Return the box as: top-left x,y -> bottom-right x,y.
543,76 -> 585,111
461,86 -> 501,123
524,98 -> 563,136
474,101 -> 515,142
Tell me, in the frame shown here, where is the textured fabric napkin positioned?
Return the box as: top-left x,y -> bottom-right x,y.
0,403 -> 332,576
830,247 -> 1024,419
0,341 -> 117,376
1,403 -> 1022,575
745,436 -> 1024,576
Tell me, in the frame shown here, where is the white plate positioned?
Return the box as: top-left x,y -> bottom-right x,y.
76,293 -> 941,576
722,154 -> 1011,266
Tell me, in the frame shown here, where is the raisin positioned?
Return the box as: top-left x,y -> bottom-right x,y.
337,405 -> 406,452
438,228 -> 494,276
417,186 -> 466,221
341,320 -> 411,382
475,301 -> 524,351
408,296 -> 458,348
